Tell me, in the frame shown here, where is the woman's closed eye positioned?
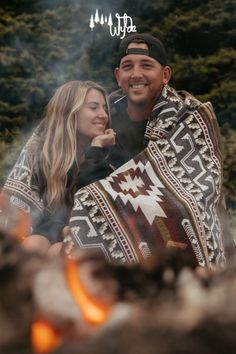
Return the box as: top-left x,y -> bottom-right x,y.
88,104 -> 98,110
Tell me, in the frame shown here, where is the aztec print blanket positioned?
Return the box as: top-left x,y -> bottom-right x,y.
2,124 -> 45,231
68,85 -> 226,270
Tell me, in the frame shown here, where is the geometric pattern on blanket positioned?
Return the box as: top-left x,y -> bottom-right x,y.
2,126 -> 44,229
69,86 -> 226,270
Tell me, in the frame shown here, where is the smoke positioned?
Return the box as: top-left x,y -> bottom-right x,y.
0,0 -> 141,190
0,129 -> 33,188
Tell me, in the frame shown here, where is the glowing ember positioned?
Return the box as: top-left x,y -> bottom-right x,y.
66,259 -> 111,325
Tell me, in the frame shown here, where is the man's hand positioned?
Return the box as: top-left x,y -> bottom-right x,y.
91,129 -> 116,148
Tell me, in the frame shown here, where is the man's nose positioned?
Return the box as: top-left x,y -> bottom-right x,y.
131,65 -> 143,78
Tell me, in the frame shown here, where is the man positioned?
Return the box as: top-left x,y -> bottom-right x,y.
108,34 -> 171,167
67,33 -> 227,270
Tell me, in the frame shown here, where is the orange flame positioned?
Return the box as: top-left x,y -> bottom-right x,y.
31,259 -> 111,353
31,319 -> 62,354
66,259 -> 111,325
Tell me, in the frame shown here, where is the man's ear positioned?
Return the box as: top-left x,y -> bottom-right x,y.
163,66 -> 172,85
114,68 -> 121,86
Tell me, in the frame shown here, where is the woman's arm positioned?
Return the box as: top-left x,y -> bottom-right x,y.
77,146 -> 114,188
76,128 -> 116,188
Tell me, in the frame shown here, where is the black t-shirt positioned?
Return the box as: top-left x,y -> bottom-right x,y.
109,90 -> 148,168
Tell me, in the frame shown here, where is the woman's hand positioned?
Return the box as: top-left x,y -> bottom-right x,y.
91,129 -> 116,148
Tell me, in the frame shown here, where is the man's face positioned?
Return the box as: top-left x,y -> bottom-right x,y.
115,43 -> 171,107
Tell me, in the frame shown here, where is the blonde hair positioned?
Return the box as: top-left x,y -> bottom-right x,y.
35,80 -> 110,208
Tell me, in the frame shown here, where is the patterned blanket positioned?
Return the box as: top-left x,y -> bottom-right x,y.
68,85 -> 226,270
2,124 -> 45,231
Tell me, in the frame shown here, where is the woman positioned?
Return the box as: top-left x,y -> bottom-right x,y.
3,80 -> 116,254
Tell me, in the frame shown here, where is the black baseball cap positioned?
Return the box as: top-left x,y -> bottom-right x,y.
118,33 -> 167,66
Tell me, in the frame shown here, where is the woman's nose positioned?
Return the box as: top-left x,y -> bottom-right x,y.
98,107 -> 108,119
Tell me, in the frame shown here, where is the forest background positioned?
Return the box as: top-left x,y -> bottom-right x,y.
0,0 -> 236,231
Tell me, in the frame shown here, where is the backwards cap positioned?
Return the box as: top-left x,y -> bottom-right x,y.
118,33 -> 167,66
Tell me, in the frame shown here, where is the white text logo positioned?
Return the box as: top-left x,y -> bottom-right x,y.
89,9 -> 137,39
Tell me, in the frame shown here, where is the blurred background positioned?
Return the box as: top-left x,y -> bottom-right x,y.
0,0 -> 235,223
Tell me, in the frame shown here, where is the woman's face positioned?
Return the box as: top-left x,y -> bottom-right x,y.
77,89 -> 109,143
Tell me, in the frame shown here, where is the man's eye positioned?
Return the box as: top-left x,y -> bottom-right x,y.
143,63 -> 153,69
121,64 -> 132,70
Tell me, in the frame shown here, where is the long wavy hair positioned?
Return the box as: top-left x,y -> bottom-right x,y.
34,80 -> 111,208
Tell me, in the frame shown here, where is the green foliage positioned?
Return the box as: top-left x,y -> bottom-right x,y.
221,126 -> 236,207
